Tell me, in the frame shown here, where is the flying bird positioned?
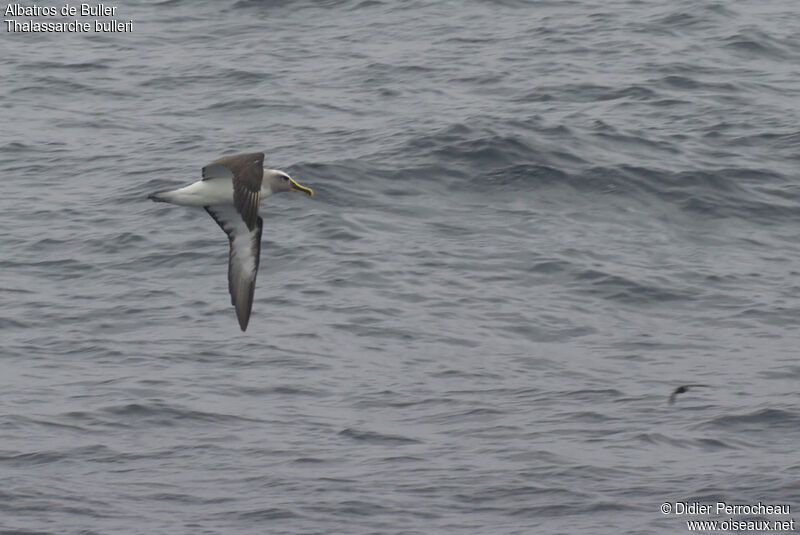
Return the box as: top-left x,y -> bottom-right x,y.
148,152 -> 313,331
668,384 -> 709,405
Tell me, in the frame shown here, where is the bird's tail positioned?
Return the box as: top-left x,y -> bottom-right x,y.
148,190 -> 173,203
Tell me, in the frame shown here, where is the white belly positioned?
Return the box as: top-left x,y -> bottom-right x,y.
166,178 -> 235,206
155,178 -> 274,207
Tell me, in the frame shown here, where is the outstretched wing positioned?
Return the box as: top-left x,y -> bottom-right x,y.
202,152 -> 264,231
205,204 -> 263,331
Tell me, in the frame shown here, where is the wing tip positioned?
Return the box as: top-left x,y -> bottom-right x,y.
236,307 -> 251,331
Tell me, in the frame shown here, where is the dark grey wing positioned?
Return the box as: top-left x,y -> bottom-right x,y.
205,204 -> 263,331
202,152 -> 264,180
202,152 -> 265,230
201,161 -> 233,180
668,390 -> 679,405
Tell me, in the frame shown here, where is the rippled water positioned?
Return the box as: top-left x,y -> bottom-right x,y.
2,0 -> 799,533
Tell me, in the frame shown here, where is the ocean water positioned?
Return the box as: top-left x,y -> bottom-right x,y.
2,0 -> 799,533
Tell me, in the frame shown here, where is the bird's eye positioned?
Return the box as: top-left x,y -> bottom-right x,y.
283,176 -> 290,181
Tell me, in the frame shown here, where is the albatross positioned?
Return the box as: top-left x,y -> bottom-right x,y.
668,384 -> 709,405
148,152 -> 313,331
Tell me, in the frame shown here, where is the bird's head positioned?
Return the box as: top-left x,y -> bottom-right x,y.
265,169 -> 314,197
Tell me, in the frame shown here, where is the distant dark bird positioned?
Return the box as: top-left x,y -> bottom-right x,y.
668,384 -> 709,405
148,152 -> 314,331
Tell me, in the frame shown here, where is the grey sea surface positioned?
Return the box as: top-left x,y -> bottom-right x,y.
2,0 -> 799,533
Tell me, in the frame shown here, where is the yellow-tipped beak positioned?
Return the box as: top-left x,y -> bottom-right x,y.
289,178 -> 314,197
